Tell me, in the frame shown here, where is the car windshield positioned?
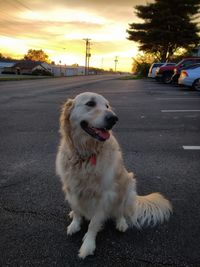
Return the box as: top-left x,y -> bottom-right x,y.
153,63 -> 163,67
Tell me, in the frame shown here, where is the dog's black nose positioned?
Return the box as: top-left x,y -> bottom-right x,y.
105,114 -> 118,129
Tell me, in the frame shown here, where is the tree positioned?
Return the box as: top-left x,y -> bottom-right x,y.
0,52 -> 8,59
71,63 -> 79,67
24,49 -> 50,63
0,53 -> 13,60
132,54 -> 154,76
127,0 -> 200,61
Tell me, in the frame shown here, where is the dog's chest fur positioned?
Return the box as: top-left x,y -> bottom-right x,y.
67,152 -> 118,219
57,138 -> 121,220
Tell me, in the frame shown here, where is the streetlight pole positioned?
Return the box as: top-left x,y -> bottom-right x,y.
83,38 -> 91,75
101,57 -> 104,70
59,60 -> 62,76
114,56 -> 118,73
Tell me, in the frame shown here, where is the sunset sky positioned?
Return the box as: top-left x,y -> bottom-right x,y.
0,0 -> 149,72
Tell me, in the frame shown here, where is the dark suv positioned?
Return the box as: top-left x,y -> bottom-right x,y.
155,57 -> 200,84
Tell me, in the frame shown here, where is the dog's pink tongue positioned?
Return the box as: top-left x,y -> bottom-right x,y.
99,129 -> 110,140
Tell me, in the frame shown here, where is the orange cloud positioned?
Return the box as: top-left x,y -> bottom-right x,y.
0,0 -> 147,71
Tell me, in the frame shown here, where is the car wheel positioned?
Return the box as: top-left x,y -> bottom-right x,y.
192,78 -> 200,90
163,73 -> 172,84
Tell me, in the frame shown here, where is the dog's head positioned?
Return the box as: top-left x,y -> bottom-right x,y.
60,92 -> 118,145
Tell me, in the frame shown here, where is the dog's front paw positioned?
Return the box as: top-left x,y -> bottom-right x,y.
68,211 -> 74,219
78,234 -> 96,259
116,217 -> 128,232
67,221 -> 81,236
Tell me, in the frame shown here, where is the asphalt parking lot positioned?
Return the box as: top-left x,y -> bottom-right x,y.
0,76 -> 200,267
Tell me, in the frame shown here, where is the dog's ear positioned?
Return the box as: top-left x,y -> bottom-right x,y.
60,98 -> 74,149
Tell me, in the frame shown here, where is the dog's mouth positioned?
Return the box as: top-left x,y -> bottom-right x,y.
80,121 -> 110,142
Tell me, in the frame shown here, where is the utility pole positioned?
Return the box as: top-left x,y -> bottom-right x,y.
101,57 -> 104,70
59,60 -> 62,76
114,56 -> 118,72
83,38 -> 91,75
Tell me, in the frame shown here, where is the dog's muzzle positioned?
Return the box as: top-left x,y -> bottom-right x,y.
80,112 -> 118,142
104,113 -> 118,130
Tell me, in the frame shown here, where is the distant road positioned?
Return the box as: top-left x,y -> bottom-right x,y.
0,75 -> 120,105
0,74 -> 119,92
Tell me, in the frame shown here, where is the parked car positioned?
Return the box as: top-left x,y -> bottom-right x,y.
148,63 -> 164,78
148,62 -> 175,78
155,57 -> 200,84
178,66 -> 200,90
171,63 -> 200,84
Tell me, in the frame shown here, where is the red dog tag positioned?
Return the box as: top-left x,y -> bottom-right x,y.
90,155 -> 96,165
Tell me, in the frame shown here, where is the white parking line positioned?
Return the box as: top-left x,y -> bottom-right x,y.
157,98 -> 199,100
161,110 -> 200,112
183,146 -> 200,150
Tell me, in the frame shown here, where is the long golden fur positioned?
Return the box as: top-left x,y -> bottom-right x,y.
56,92 -> 172,259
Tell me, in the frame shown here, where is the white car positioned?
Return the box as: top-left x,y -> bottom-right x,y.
148,63 -> 164,78
178,66 -> 200,90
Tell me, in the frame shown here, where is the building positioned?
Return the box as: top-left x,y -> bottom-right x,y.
1,59 -> 86,77
50,65 -> 85,77
1,60 -> 52,75
0,60 -> 16,74
11,60 -> 52,75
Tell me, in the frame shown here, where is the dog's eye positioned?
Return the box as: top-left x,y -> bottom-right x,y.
85,101 -> 96,107
106,104 -> 109,108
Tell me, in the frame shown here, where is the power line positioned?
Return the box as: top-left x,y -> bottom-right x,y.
6,0 -> 33,11
14,0 -> 33,11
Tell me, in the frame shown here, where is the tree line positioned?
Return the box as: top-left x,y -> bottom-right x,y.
0,49 -> 50,63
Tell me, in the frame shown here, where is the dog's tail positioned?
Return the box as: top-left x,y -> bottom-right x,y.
131,193 -> 172,228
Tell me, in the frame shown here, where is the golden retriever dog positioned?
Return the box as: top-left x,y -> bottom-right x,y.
56,92 -> 172,259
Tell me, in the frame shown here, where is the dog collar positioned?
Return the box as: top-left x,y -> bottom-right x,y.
89,154 -> 97,165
